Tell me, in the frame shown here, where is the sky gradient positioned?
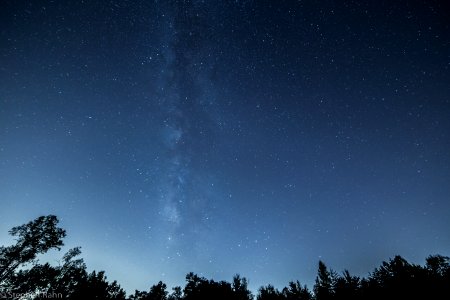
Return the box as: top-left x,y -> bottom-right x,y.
1,0 -> 450,294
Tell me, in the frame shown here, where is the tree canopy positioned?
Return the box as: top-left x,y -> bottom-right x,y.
1,215 -> 449,299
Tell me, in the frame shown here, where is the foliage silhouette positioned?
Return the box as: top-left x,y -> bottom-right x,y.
257,284 -> 283,300
168,286 -> 183,300
313,261 -> 336,300
232,274 -> 253,300
1,215 -> 450,300
281,281 -> 312,300
332,270 -> 360,300
0,215 -> 65,284
130,281 -> 168,300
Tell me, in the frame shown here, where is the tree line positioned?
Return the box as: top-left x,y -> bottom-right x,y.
1,215 -> 449,299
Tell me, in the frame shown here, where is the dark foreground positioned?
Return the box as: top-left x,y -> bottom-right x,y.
1,215 -> 449,299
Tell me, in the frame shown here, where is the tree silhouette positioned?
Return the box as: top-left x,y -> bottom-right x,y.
281,281 -> 312,300
0,215 -> 66,285
425,254 -> 450,299
129,281 -> 168,300
148,281 -> 169,300
332,270 -> 360,300
426,254 -> 449,277
364,255 -> 428,300
183,272 -> 203,300
257,284 -> 282,300
70,270 -> 126,299
130,290 -> 150,300
167,286 -> 183,300
1,215 -> 450,300
232,274 -> 253,300
313,261 -> 336,300
0,216 -> 127,299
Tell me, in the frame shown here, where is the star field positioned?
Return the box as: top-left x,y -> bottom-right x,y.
1,0 -> 450,293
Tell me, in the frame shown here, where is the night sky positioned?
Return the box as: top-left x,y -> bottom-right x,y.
1,0 -> 450,293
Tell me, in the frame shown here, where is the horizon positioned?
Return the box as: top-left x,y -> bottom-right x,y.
0,217 -> 446,295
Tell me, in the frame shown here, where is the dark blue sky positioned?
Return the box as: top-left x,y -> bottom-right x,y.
1,0 -> 450,293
